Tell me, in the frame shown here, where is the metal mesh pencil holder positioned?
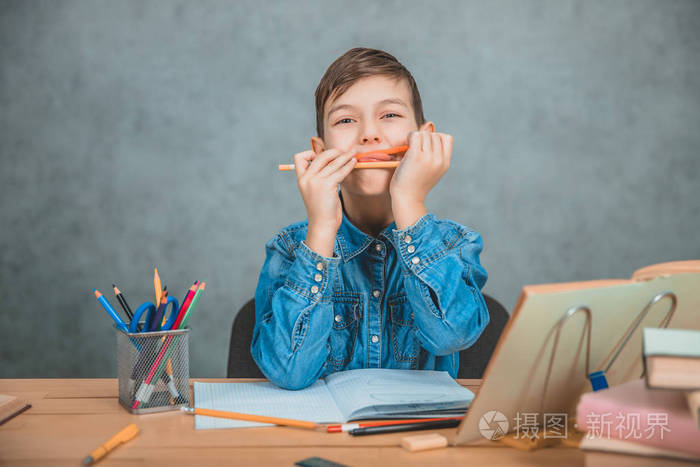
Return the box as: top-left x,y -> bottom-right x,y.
116,327 -> 190,414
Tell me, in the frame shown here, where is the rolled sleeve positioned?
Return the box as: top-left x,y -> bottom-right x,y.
251,234 -> 340,390
393,214 -> 490,355
282,241 -> 340,301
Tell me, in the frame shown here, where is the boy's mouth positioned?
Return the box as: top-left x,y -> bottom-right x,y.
355,150 -> 405,163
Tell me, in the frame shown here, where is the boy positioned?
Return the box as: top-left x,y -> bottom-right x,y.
252,48 -> 489,390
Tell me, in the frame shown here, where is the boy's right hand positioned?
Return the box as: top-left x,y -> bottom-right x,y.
294,148 -> 357,257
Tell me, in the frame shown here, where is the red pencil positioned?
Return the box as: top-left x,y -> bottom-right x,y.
171,281 -> 198,330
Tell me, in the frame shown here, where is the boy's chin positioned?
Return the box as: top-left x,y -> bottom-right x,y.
342,170 -> 393,196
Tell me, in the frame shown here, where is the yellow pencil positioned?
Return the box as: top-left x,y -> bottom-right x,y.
181,407 -> 323,431
153,267 -> 162,308
82,423 -> 139,465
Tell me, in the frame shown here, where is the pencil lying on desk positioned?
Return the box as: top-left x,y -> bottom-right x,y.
82,423 -> 139,465
278,145 -> 408,171
326,416 -> 464,433
182,407 -> 324,431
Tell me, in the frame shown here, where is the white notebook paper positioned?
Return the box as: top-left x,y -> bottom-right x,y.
194,368 -> 474,429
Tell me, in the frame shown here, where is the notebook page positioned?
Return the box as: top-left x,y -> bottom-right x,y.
193,380 -> 345,429
325,368 -> 475,421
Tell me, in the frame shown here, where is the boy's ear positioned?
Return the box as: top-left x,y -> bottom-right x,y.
419,121 -> 435,133
310,137 -> 326,154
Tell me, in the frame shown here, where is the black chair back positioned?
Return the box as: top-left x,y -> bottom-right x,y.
227,294 -> 509,379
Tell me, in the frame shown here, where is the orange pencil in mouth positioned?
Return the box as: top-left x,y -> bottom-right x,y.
278,145 -> 408,171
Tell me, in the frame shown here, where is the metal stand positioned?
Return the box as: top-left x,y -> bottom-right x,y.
590,291 -> 677,390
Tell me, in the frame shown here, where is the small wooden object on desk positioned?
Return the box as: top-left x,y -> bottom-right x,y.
401,433 -> 449,452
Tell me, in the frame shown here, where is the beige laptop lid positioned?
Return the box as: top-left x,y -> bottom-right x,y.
454,261 -> 700,445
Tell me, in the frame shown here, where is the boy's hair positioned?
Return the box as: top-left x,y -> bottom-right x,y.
315,48 -> 425,140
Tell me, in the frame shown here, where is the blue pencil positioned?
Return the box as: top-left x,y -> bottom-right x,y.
93,289 -> 128,332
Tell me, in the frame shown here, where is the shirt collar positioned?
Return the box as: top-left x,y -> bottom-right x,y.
335,194 -> 397,262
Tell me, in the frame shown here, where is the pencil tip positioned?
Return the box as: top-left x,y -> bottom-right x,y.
82,455 -> 93,465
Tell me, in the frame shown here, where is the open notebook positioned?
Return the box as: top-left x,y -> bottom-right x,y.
194,368 -> 474,429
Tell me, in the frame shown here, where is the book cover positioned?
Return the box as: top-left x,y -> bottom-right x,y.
577,379 -> 700,456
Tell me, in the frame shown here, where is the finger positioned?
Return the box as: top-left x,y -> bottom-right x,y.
319,150 -> 357,177
422,131 -> 433,154
328,156 -> 357,183
293,150 -> 315,178
306,149 -> 342,176
442,134 -> 453,165
431,133 -> 443,164
408,131 -> 421,154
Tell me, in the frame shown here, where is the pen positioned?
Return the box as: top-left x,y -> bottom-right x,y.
327,416 -> 463,433
93,289 -> 128,332
112,284 -> 133,321
348,418 -> 462,436
82,423 -> 139,465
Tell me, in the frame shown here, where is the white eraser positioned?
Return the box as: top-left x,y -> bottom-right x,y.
401,433 -> 449,452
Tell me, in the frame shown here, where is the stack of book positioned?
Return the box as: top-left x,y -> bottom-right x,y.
576,327 -> 700,463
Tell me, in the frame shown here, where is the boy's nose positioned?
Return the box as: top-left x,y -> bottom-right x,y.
360,123 -> 382,144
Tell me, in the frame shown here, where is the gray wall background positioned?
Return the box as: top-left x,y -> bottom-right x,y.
1,0 -> 699,377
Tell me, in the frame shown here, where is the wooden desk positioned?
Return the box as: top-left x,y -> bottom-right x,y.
0,378 -> 584,466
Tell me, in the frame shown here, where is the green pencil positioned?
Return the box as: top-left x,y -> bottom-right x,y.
179,282 -> 205,329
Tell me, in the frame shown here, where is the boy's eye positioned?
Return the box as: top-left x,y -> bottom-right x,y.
335,118 -> 355,125
382,113 -> 400,119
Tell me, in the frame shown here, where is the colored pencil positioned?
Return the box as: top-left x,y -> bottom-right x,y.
153,267 -> 162,310
93,289 -> 128,332
348,418 -> 462,436
326,416 -> 463,433
148,287 -> 168,332
171,281 -> 198,330
178,282 -> 205,328
278,161 -> 400,171
181,407 -> 322,431
112,284 -> 133,321
278,145 -> 408,171
351,145 -> 408,159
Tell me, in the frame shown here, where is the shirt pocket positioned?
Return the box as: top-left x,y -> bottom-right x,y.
326,293 -> 362,370
388,292 -> 420,364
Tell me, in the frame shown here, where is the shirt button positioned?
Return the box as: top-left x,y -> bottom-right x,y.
316,262 -> 324,271
372,290 -> 381,298
375,244 -> 382,252
310,285 -> 319,294
314,273 -> 323,282
404,235 -> 412,244
410,312 -> 415,319
335,314 -> 342,323
407,245 -> 416,254
411,257 -> 421,265
371,335 -> 379,343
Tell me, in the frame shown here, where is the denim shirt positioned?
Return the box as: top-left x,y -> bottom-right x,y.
251,212 -> 489,390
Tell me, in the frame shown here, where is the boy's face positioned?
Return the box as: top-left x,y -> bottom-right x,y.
311,75 -> 432,197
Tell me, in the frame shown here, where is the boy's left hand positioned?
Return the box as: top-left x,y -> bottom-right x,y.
390,131 -> 453,228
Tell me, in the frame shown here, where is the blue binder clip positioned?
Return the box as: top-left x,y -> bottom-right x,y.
588,370 -> 609,391
588,291 -> 677,392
